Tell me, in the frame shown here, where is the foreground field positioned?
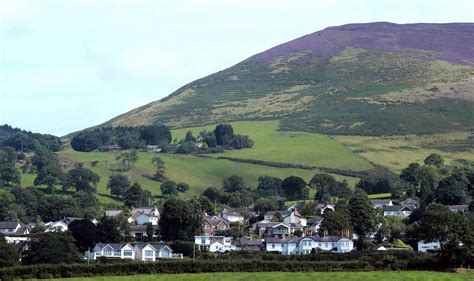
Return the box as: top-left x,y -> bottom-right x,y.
36,271 -> 474,281
336,132 -> 474,173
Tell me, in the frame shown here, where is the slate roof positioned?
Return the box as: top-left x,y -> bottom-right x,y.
240,238 -> 263,246
204,216 -> 229,227
0,221 -> 20,229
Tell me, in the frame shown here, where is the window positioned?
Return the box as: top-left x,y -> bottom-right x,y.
201,238 -> 206,244
114,250 -> 121,256
103,248 -> 112,256
272,243 -> 275,248
145,250 -> 154,257
124,250 -> 133,257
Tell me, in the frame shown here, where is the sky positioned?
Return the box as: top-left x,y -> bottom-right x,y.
1,0 -> 473,136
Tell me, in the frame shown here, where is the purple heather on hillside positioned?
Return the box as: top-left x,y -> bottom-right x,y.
249,22 -> 474,65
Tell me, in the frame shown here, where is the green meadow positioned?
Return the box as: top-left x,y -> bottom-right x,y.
34,271 -> 474,281
173,120 -> 373,170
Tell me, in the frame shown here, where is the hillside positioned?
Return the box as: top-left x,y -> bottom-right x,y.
100,22 -> 474,136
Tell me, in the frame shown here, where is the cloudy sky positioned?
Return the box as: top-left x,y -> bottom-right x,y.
1,0 -> 473,136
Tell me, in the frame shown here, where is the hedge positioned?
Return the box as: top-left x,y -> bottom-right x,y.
0,260 -> 372,280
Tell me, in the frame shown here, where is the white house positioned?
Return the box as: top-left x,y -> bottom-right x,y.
44,221 -> 69,232
282,209 -> 307,227
383,205 -> 413,217
371,199 -> 393,209
220,209 -> 244,224
265,236 -> 353,255
0,221 -> 28,235
5,236 -> 30,244
194,236 -> 237,253
417,240 -> 441,252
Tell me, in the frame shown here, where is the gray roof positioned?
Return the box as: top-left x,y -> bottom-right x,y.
265,210 -> 291,217
0,221 -> 20,229
240,238 -> 263,246
204,216 -> 229,227
134,243 -> 157,250
307,217 -> 324,225
95,243 -> 123,251
105,210 -> 122,217
383,205 -> 413,212
265,235 -> 350,244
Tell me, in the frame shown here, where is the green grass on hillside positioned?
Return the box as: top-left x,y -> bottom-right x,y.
57,149 -> 358,204
34,271 -> 474,281
172,120 -> 373,170
368,193 -> 392,199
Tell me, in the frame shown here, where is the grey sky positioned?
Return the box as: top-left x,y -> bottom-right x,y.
1,0 -> 473,136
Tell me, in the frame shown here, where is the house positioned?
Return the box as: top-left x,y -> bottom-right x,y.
282,209 -> 307,226
129,225 -> 158,238
129,207 -> 160,225
44,221 -> 69,232
265,236 -> 353,255
267,223 -> 291,238
0,221 -> 29,235
447,205 -> 469,213
146,145 -> 162,153
371,199 -> 393,209
417,240 -> 441,252
383,205 -> 413,217
89,243 -> 175,261
306,217 -> 324,235
220,209 -> 245,224
194,236 -> 237,253
252,220 -> 275,238
400,198 -> 419,209
203,215 -> 230,236
101,143 -> 121,152
316,204 -> 335,215
239,238 -> 263,251
62,217 -> 98,225
105,210 -> 123,218
5,236 -> 30,244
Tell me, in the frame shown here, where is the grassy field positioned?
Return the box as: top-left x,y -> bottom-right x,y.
35,271 -> 474,281
173,120 -> 374,170
368,193 -> 392,199
336,132 -> 474,173
53,149 -> 358,204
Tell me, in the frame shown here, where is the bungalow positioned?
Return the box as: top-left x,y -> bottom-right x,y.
194,235 -> 237,253
417,240 -> 441,252
203,215 -> 230,236
0,221 -> 29,235
265,235 -> 353,255
383,205 -> 413,217
239,238 -> 263,251
371,199 -> 393,209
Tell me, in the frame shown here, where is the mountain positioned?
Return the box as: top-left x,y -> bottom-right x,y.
101,22 -> 474,136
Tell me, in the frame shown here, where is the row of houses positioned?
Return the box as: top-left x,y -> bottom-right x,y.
86,243 -> 181,261
194,235 -> 353,255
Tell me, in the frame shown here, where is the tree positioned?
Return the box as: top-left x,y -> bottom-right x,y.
356,176 -> 393,195
202,187 -> 222,203
159,198 -> 202,241
254,176 -> 282,199
32,147 -> 62,188
424,153 -> 444,168
400,162 -> 421,186
96,216 -> 124,243
177,182 -> 190,193
213,124 -> 234,146
436,169 -> 469,205
116,150 -> 139,171
151,156 -> 166,181
198,196 -> 215,215
0,234 -> 19,267
62,167 -> 100,193
124,183 -> 152,207
299,201 -> 318,217
22,233 -> 82,265
107,174 -> 131,197
139,124 -> 172,145
146,223 -> 154,241
184,131 -> 196,142
73,192 -> 100,219
223,175 -> 247,193
310,173 -> 337,203
38,195 -> 81,222
348,190 -> 374,250
320,210 -> 351,236
254,197 -> 282,213
231,135 -> 253,149
71,131 -> 102,152
200,131 -> 217,148
0,147 -> 21,187
68,219 -> 97,252
160,180 -> 178,197
281,176 -> 309,201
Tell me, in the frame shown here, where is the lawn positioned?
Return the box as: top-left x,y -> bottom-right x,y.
35,271 -> 474,281
56,149 -> 358,204
368,193 -> 392,199
172,120 -> 374,171
335,132 -> 474,173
